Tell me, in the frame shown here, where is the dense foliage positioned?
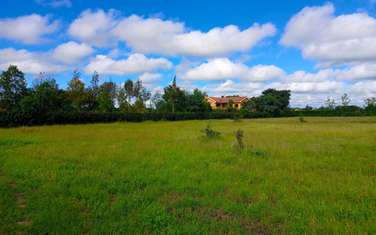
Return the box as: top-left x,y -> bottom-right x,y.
1,65 -> 376,126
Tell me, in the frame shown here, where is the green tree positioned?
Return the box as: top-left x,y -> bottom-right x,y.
67,70 -> 86,111
98,82 -> 116,112
162,76 -> 186,112
243,89 -> 291,115
325,97 -> 336,110
123,79 -> 134,103
20,78 -> 67,114
341,93 -> 351,106
0,65 -> 27,111
86,71 -> 100,111
186,89 -> 210,112
364,97 -> 376,112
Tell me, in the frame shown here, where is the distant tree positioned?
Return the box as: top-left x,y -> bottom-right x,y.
365,97 -> 376,112
86,71 -> 100,111
123,79 -> 134,103
162,76 -> 186,112
0,65 -> 27,111
20,78 -> 67,114
67,70 -> 86,111
117,85 -> 132,112
98,82 -> 116,112
325,97 -> 336,110
243,89 -> 291,115
185,89 -> 211,112
341,93 -> 351,106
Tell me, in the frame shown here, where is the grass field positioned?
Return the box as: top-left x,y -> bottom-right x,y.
0,117 -> 375,234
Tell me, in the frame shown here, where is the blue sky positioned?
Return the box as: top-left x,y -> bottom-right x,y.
1,0 -> 376,106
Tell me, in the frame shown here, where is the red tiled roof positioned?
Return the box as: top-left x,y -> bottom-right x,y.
207,96 -> 248,104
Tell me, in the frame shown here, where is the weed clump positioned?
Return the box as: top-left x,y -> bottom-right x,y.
299,116 -> 307,123
234,129 -> 245,152
201,125 -> 221,139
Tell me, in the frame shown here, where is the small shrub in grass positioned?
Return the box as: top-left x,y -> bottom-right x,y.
248,148 -> 268,158
234,129 -> 245,152
201,124 -> 221,139
299,116 -> 307,123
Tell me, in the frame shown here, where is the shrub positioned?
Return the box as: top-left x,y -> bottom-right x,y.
201,124 -> 221,138
234,129 -> 245,152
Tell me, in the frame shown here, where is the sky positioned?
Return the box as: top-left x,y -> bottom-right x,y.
1,0 -> 376,107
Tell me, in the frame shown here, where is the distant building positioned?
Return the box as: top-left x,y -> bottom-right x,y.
206,96 -> 248,110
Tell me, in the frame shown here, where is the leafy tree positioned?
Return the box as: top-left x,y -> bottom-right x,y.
243,89 -> 291,115
341,93 -> 351,106
365,97 -> 376,112
186,89 -> 211,112
117,85 -> 131,112
86,71 -> 100,111
0,65 -> 27,111
162,76 -> 187,112
325,97 -> 336,110
67,70 -> 86,111
20,78 -> 67,114
123,79 -> 134,103
98,82 -> 116,112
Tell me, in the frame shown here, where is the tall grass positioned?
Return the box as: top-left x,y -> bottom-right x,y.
0,117 -> 375,234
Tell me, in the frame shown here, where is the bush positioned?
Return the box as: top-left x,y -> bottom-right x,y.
234,129 -> 245,152
201,124 -> 221,138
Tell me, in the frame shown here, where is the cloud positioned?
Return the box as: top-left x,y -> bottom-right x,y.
53,41 -> 94,64
0,14 -> 59,44
271,80 -> 342,94
68,10 -> 275,56
68,9 -> 118,47
281,3 -> 376,64
181,58 -> 284,81
139,72 -> 163,84
113,15 -> 276,56
85,53 -> 173,75
35,0 -> 72,8
0,48 -> 64,74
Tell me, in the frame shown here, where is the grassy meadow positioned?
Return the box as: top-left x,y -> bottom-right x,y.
0,117 -> 375,234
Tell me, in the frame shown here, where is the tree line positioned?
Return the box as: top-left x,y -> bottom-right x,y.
0,65 -> 211,114
1,65 -> 376,126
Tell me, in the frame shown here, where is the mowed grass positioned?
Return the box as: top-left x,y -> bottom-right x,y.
0,117 -> 375,234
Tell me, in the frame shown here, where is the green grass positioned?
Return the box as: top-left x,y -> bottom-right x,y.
0,117 -> 375,234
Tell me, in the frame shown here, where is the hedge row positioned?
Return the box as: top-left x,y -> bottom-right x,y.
0,110 -> 375,127
0,111 -> 236,127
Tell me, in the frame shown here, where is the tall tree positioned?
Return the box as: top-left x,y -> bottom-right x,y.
86,71 -> 100,111
243,89 -> 291,115
67,70 -> 86,111
0,65 -> 27,111
162,76 -> 186,112
186,89 -> 211,112
20,78 -> 67,114
341,93 -> 351,106
123,79 -> 134,103
98,82 -> 116,112
325,97 -> 336,110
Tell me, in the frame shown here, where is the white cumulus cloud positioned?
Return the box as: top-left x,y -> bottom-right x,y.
0,48 -> 64,74
113,15 -> 276,57
0,14 -> 59,44
68,10 -> 276,56
181,58 -> 284,81
85,53 -> 172,75
53,41 -> 94,64
281,3 -> 376,64
68,9 -> 118,47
